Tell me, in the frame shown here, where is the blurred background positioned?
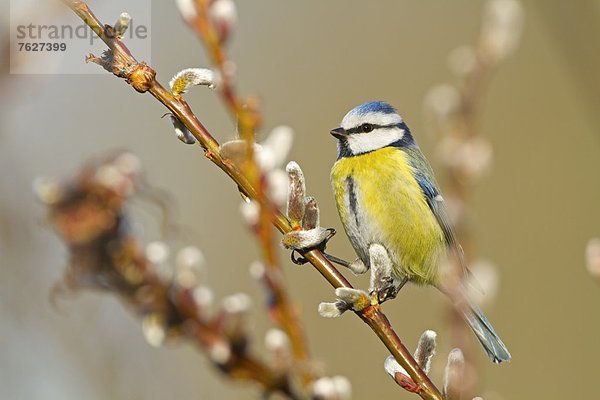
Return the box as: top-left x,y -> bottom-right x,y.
1,0 -> 599,399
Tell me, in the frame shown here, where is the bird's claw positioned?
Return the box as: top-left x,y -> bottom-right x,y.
291,249 -> 308,265
371,275 -> 409,304
371,281 -> 400,304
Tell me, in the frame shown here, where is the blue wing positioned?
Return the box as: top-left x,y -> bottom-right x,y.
414,173 -> 461,250
411,164 -> 471,281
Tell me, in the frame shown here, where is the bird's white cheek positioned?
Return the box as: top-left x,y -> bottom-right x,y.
347,129 -> 404,155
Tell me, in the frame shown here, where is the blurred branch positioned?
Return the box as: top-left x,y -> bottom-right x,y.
61,1 -> 443,399
180,0 -> 251,135
36,152 -> 302,399
425,0 -> 523,396
179,0 -> 314,385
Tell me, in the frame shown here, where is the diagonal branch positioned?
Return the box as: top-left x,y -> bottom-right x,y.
61,1 -> 443,399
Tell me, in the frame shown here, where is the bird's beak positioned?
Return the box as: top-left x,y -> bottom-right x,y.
330,127 -> 347,139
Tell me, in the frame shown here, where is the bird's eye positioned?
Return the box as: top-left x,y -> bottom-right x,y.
361,123 -> 373,133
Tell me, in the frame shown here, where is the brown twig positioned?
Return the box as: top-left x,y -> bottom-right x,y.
61,1 -> 443,398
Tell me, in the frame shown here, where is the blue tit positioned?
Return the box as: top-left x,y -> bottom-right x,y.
329,101 -> 510,363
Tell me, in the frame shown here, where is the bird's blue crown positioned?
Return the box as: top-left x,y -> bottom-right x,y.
350,101 -> 398,117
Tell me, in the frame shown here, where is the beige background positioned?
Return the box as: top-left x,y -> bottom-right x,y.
1,1 -> 599,399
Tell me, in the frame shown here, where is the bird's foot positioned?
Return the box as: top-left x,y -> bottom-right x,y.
371,276 -> 409,305
372,278 -> 400,304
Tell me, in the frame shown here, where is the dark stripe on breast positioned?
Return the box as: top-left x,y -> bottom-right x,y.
346,176 -> 360,227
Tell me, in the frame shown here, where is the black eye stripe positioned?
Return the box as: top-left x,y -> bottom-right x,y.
345,122 -> 404,135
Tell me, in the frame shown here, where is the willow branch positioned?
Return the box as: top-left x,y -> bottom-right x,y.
62,2 -> 443,398
186,0 -> 251,131
178,0 -> 313,384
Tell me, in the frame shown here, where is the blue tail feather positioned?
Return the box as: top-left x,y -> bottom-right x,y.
461,298 -> 511,363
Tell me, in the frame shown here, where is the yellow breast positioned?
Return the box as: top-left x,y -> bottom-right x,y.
331,147 -> 446,285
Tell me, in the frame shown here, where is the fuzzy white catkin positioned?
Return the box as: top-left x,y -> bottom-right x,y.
222,293 -> 252,314
259,125 -> 294,170
209,0 -> 237,26
114,152 -> 141,176
312,378 -> 335,398
444,348 -> 465,399
267,169 -> 289,207
424,84 -> 460,118
414,330 -> 437,374
448,45 -> 477,76
481,0 -> 524,61
334,287 -> 365,305
586,238 -> 600,279
456,137 -> 493,182
208,0 -> 237,44
285,161 -> 306,224
169,68 -> 217,94
168,114 -> 196,144
264,329 -> 290,352
317,302 -> 342,318
176,246 -> 205,271
248,261 -> 266,281
175,247 -> 204,289
192,286 -> 214,308
331,376 -> 352,400
302,197 -> 320,230
209,341 -> 231,364
114,12 -> 131,37
146,241 -> 170,264
142,315 -> 165,347
281,228 -> 331,251
94,165 -> 123,190
32,177 -> 62,205
220,140 -> 261,169
175,0 -> 197,19
145,241 -> 172,281
384,355 -> 409,378
239,200 -> 260,226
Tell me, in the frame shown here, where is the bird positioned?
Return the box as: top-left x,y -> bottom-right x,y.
329,100 -> 511,363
